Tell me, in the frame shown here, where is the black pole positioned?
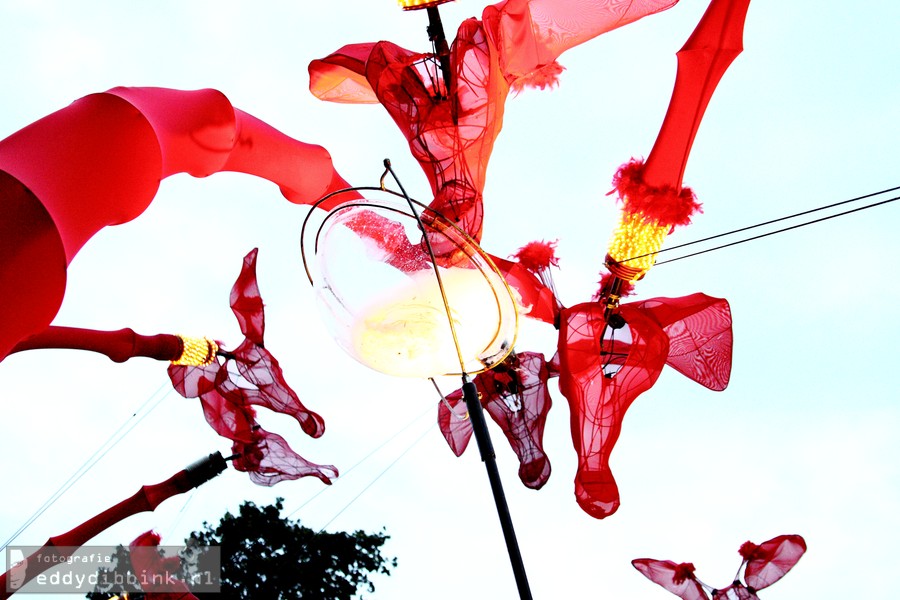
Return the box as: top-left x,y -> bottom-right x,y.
426,6 -> 453,100
462,379 -> 533,600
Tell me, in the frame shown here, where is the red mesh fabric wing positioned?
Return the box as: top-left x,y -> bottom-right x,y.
482,0 -> 678,84
742,535 -> 807,591
437,351 -> 554,489
309,0 -> 679,244
711,585 -> 757,599
489,254 -> 559,325
168,249 -> 335,485
557,301 -> 669,519
647,294 -> 733,391
129,531 -> 198,600
632,560 -> 710,600
633,535 -> 806,600
0,87 -> 352,361
437,393 -> 472,458
556,293 -> 733,518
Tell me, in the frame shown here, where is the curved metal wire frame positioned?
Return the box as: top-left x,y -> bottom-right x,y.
299,160 -> 518,377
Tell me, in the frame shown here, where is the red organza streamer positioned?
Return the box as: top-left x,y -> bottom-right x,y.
0,87 -> 354,360
437,351 -> 556,489
309,0 -> 678,245
168,249 -> 336,486
489,253 -> 559,325
633,535 -> 806,600
742,535 -> 808,591
129,531 -> 198,600
557,294 -> 732,519
632,560 -> 707,600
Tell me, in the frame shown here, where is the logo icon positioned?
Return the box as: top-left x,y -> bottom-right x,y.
8,549 -> 28,590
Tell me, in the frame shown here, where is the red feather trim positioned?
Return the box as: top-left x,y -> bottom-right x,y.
739,541 -> 762,561
510,61 -> 565,93
594,272 -> 636,301
512,240 -> 559,273
673,562 -> 697,585
612,158 -> 701,227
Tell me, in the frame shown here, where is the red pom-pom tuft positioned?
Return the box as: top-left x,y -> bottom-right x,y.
511,61 -> 565,93
594,272 -> 636,301
673,562 -> 697,585
512,240 -> 559,273
739,541 -> 762,561
611,158 -> 701,227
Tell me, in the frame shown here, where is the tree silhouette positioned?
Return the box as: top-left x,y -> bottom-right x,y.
87,498 -> 396,599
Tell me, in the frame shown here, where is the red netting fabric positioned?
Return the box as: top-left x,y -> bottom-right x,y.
168,249 -> 336,486
437,351 -> 556,489
556,293 -> 732,518
632,559 -> 709,600
742,535 -> 807,592
309,0 -> 678,243
129,531 -> 198,600
489,253 -> 559,325
633,534 -> 806,599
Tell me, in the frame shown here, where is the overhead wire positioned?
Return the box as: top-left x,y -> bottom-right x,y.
0,379 -> 173,552
287,403 -> 435,520
620,185 -> 900,267
317,420 -> 435,534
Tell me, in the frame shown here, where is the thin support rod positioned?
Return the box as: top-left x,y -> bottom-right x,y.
426,6 -> 453,99
462,379 -> 533,600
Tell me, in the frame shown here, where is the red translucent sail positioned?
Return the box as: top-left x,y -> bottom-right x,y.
168,249 -> 337,486
437,351 -> 557,489
129,531 -> 198,600
0,87 -> 354,360
309,0 -> 678,245
493,243 -> 731,517
558,294 -> 732,518
631,561 -> 708,600
633,535 -> 807,599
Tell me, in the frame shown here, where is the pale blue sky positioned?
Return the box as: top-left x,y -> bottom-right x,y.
1,1 -> 898,598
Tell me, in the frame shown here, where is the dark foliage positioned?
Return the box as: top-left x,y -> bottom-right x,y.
87,498 -> 396,599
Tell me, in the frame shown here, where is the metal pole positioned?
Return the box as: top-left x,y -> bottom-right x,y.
462,379 -> 533,600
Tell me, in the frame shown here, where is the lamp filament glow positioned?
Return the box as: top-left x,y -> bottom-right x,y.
397,0 -> 454,10
172,335 -> 218,366
605,210 -> 669,281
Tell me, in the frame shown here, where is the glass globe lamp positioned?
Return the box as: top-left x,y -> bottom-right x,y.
304,196 -> 519,379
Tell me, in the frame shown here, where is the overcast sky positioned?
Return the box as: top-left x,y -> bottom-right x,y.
1,1 -> 898,598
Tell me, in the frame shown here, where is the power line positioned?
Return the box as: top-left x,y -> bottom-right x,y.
0,380 -> 172,552
656,194 -> 899,266
287,404 -> 434,520
317,420 -> 435,534
618,185 -> 900,267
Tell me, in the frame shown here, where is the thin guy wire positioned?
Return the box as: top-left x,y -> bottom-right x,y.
0,380 -> 171,552
654,195 -> 899,266
619,185 -> 900,265
287,404 -> 435,520
317,421 -> 435,534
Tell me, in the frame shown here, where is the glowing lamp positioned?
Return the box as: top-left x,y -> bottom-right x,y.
397,0 -> 454,10
171,335 -> 218,366
605,210 -> 669,281
303,195 -> 519,379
